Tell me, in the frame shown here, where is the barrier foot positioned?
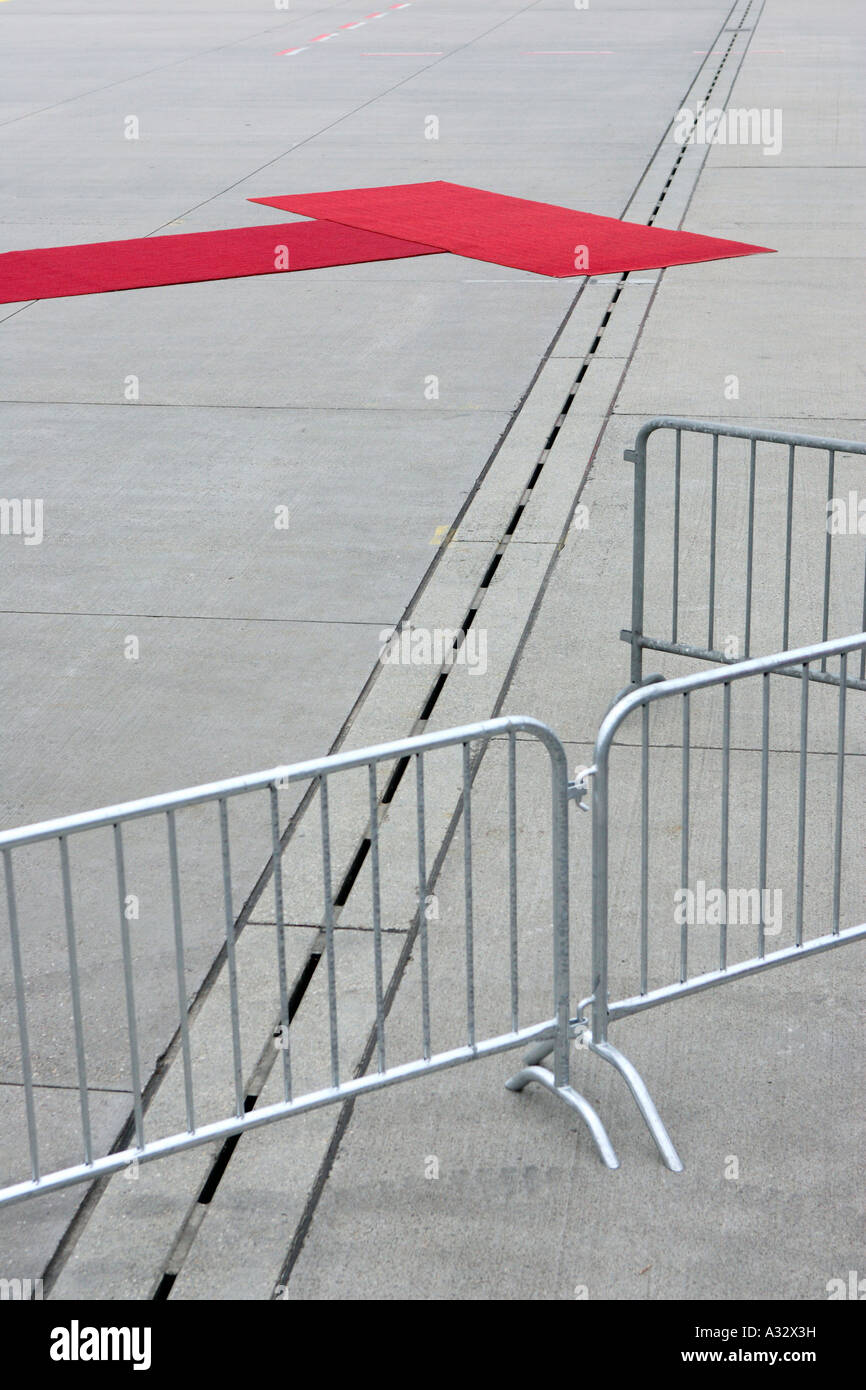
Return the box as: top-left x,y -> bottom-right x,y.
505,1065 -> 619,1170
590,1040 -> 683,1173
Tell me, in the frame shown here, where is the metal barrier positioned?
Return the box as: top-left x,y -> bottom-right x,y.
0,715 -> 619,1210
576,631 -> 866,1170
622,418 -> 866,690
5,419 -> 866,1203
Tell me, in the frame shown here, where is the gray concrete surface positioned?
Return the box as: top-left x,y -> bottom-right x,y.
2,0 -> 864,1300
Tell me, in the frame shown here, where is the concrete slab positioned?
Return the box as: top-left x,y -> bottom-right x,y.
0,1083 -> 133,1286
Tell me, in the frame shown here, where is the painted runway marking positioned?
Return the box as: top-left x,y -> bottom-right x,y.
279,2 -> 413,57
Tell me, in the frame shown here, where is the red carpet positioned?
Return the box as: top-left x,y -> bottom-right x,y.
251,180 -> 775,276
0,219 -> 441,305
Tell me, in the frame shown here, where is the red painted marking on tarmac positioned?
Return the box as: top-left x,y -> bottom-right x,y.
278,3 -> 412,56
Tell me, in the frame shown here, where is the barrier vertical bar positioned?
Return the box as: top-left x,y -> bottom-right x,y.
218,799 -> 244,1117
268,787 -> 292,1103
672,428 -> 681,644
820,450 -> 835,672
3,849 -> 40,1181
744,438 -> 757,658
630,432 -> 648,684
720,682 -> 731,972
59,835 -> 93,1163
708,433 -> 719,652
462,742 -> 476,1049
795,664 -> 809,948
782,444 -> 795,649
550,730 -> 570,1092
318,776 -> 340,1089
416,752 -> 431,1061
758,676 -> 770,960
367,764 -> 386,1074
166,810 -> 196,1132
591,738 -> 610,1049
640,703 -> 649,995
114,823 -> 145,1147
680,693 -> 690,983
832,653 -> 847,934
508,732 -> 519,1033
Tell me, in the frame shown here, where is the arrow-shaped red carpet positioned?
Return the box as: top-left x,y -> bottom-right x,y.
0,180 -> 773,305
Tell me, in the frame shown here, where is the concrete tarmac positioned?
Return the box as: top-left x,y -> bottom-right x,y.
1,0 -> 863,1299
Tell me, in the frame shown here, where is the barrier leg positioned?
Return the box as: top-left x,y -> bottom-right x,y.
505,1061 -> 619,1170
589,1039 -> 683,1172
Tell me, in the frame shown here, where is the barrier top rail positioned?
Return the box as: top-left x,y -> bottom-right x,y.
626,417 -> 866,459
598,631 -> 866,759
0,714 -> 564,851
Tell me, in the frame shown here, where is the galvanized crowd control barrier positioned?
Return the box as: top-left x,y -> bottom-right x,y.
2,419 -> 865,1209
0,716 -> 619,1210
622,417 -> 866,689
580,630 -> 866,1171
